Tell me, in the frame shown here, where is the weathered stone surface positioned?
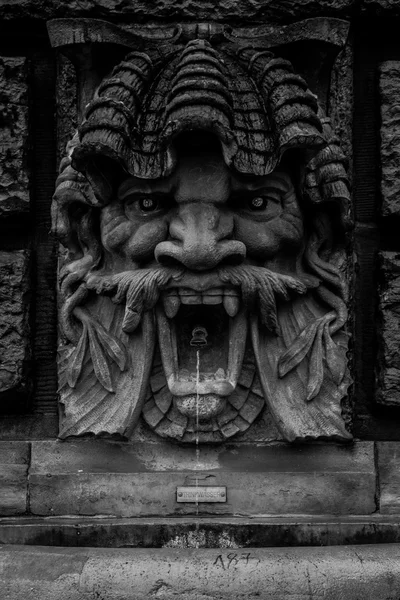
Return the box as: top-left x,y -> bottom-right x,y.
2,515 -> 400,548
377,442 -> 400,514
29,441 -> 375,517
0,57 -> 29,216
2,544 -> 400,600
0,0 -> 356,22
329,39 -> 353,182
363,0 -> 400,14
0,414 -> 58,441
0,250 -> 31,400
377,251 -> 400,405
31,440 -> 375,474
56,55 -> 77,165
0,442 -> 29,516
380,61 -> 400,217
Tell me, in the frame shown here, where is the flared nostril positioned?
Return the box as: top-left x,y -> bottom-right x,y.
155,239 -> 246,270
217,240 -> 246,266
219,252 -> 245,267
156,254 -> 183,268
155,242 -> 183,267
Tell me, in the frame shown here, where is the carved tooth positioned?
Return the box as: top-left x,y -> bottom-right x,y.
163,293 -> 180,318
181,295 -> 202,304
177,288 -> 202,304
223,295 -> 239,317
202,295 -> 222,304
224,289 -> 239,297
178,288 -> 194,296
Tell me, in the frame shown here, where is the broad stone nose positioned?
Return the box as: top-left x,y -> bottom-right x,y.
155,203 -> 246,270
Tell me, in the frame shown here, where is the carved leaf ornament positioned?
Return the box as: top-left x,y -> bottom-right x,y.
66,308 -> 127,392
278,313 -> 346,401
52,21 -> 352,442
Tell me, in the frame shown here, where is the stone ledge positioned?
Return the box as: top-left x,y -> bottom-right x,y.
1,544 -> 400,599
30,439 -> 374,473
28,441 -> 376,517
2,515 -> 400,548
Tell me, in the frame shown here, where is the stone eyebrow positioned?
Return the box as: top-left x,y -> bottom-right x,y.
117,178 -> 172,199
233,172 -> 292,192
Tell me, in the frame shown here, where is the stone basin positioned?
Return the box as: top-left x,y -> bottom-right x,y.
2,544 -> 400,600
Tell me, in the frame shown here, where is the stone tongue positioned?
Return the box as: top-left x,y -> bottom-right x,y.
156,304 -> 248,397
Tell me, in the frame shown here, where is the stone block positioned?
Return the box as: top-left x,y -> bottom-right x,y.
2,544 -> 400,600
0,56 -> 30,217
0,414 -> 58,440
0,250 -> 31,401
380,61 -> 400,217
377,251 -> 400,405
29,441 -> 376,517
0,442 -> 29,515
377,442 -> 400,514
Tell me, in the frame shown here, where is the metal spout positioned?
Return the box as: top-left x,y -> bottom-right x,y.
190,326 -> 208,347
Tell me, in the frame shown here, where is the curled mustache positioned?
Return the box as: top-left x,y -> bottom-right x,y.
85,266 -> 317,334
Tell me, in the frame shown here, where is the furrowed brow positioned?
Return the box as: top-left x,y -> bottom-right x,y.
232,171 -> 292,193
118,177 -> 173,200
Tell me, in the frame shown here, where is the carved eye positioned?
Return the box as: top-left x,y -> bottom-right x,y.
138,197 -> 160,213
232,188 -> 283,221
124,193 -> 172,220
248,196 -> 268,211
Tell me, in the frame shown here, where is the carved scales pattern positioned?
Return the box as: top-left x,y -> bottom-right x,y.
143,352 -> 264,443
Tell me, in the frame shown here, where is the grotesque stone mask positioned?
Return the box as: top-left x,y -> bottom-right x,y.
53,38 -> 352,443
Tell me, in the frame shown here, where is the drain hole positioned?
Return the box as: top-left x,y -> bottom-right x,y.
190,326 -> 208,347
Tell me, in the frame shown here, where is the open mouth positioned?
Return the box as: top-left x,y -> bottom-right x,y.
156,286 -> 248,422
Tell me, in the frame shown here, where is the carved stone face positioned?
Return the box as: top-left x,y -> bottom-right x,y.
90,140 -> 306,441
106,150 -> 303,271
54,41 -> 352,443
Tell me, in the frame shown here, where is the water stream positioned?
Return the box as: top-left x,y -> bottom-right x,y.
189,326 -> 207,549
195,348 -> 200,548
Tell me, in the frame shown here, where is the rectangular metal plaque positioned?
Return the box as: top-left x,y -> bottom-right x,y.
176,486 -> 227,503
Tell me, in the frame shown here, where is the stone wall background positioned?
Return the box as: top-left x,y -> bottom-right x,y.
0,25 -> 58,438
0,2 -> 400,443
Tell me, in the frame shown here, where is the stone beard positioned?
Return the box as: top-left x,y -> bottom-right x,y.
53,39 -> 352,443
